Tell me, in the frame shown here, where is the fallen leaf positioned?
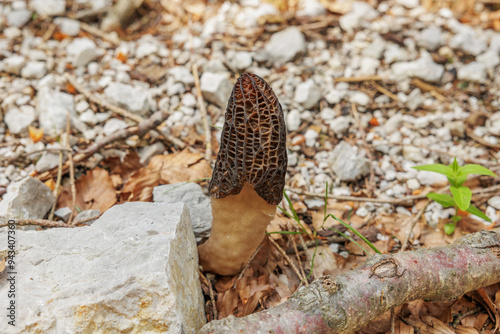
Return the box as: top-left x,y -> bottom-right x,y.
148,149 -> 211,185
456,325 -> 479,334
28,126 -> 44,143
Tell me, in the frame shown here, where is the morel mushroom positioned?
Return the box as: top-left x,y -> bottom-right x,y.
198,73 -> 287,276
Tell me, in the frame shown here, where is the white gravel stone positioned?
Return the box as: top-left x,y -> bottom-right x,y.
339,1 -> 378,33
488,196 -> 500,210
330,141 -> 370,181
416,26 -> 442,51
287,109 -> 301,131
5,105 -> 36,135
3,55 -> 26,75
406,88 -> 423,111
230,51 -> 253,70
54,18 -> 80,36
406,178 -> 420,190
7,9 -> 32,27
79,110 -> 99,125
384,44 -> 409,64
20,61 -> 46,79
200,72 -> 232,108
31,0 -> 66,16
402,146 -> 425,162
296,0 -> 326,17
294,79 -> 321,109
416,170 -> 448,186
4,26 -> 22,39
103,118 -> 128,136
136,42 -> 158,58
392,53 -> 444,82
349,91 -> 370,106
304,128 -> 319,147
181,93 -> 197,108
104,82 -> 150,115
397,0 -> 420,8
264,27 -> 306,65
67,38 -> 98,67
37,87 -> 76,135
169,66 -> 194,85
457,61 -> 487,83
487,112 -> 500,136
356,206 -> 369,217
476,50 -> 500,69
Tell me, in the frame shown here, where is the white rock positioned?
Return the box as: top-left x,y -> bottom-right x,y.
30,0 -> 66,16
264,27 -> 306,65
74,209 -> 101,225
287,109 -> 301,131
7,9 -> 32,27
181,93 -> 197,108
200,72 -> 232,108
477,50 -> 500,69
296,0 -> 326,17
330,141 -> 370,181
3,55 -> 26,75
487,196 -> 500,210
35,143 -> 66,173
339,1 -> 378,33
231,51 -> 253,70
397,0 -> 420,8
20,61 -> 46,79
67,38 -> 98,67
362,40 -> 386,59
304,128 -> 319,147
79,109 -> 98,125
392,53 -> 444,82
169,66 -> 194,85
356,206 -> 369,217
103,118 -> 128,136
54,17 -> 80,36
450,30 -> 487,56
384,44 -> 409,64
4,105 -> 36,135
136,42 -> 158,58
406,88 -> 423,111
349,91 -> 370,106
0,177 -> 55,225
294,79 -> 322,109
416,170 -> 448,186
406,178 -> 420,190
54,207 -> 72,221
457,61 -> 487,83
37,87 -> 76,135
402,146 -> 424,162
417,26 -> 442,51
153,183 -> 212,242
139,142 -> 165,164
75,100 -> 90,113
487,112 -> 500,136
325,89 -> 344,104
104,82 -> 150,115
4,26 -> 22,39
0,202 -> 206,333
359,57 -> 380,75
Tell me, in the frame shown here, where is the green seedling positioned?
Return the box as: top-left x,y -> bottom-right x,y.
413,158 -> 496,234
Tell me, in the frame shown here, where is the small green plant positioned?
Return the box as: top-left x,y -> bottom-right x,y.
413,158 -> 496,234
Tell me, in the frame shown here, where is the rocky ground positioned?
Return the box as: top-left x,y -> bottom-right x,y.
0,0 -> 500,331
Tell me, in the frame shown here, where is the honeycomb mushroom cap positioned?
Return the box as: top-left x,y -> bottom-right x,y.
209,73 -> 287,205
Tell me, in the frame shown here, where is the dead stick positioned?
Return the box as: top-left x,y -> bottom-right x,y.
192,63 -> 212,162
269,236 -> 306,283
400,200 -> 431,252
66,112 -> 77,225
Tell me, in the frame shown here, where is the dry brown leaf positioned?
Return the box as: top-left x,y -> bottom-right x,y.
456,325 -> 479,334
396,319 -> 415,334
477,288 -> 500,332
58,168 -> 117,212
421,315 -> 455,334
148,149 -> 211,184
407,300 -> 426,317
305,245 -> 338,277
474,313 -> 490,330
120,166 -> 160,202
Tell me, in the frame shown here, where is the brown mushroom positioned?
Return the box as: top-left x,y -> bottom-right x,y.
198,73 -> 287,276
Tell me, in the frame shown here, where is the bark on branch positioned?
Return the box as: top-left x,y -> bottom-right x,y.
199,229 -> 500,334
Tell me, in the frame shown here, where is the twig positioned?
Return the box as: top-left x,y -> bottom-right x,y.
42,23 -> 56,42
452,306 -> 482,328
0,219 -> 75,228
291,235 -> 308,286
79,22 -> 120,45
207,273 -> 218,320
236,242 -> 264,282
334,75 -> 384,82
298,233 -> 315,280
48,141 -> 65,221
465,126 -> 500,149
351,102 -> 376,196
371,82 -> 399,102
192,63 -> 212,163
400,200 -> 431,252
287,235 -> 346,254
66,112 -> 77,225
268,236 -> 306,283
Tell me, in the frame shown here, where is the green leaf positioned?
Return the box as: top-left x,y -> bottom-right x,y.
450,158 -> 459,173
466,205 -> 492,222
426,193 -> 455,208
444,223 -> 455,235
451,215 -> 462,223
412,164 -> 454,178
449,186 -> 472,211
457,164 -> 496,177
454,174 -> 468,187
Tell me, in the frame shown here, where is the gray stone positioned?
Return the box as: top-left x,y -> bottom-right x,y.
339,1 -> 378,33
200,72 -> 232,108
304,128 -> 318,147
74,209 -> 101,225
294,79 -> 321,109
136,42 -> 158,58
287,109 -> 301,132
139,142 -> 165,164
54,18 -> 80,36
487,112 -> 500,136
296,0 -> 326,17
402,146 -> 424,162
20,61 -> 47,79
349,91 -> 370,106
153,183 -> 212,242
230,51 -> 253,70
417,26 -> 442,51
7,9 -> 32,27
4,105 -> 36,135
169,66 -> 194,85
3,55 -> 26,75
104,82 -> 150,115
103,118 -> 128,136
406,88 -> 423,111
448,120 -> 465,137
384,44 -> 409,64
0,202 -> 206,333
79,109 -> 99,125
450,31 -> 487,56
54,207 -> 72,221
181,93 -> 197,108
31,0 -> 66,16
487,196 -> 500,210
329,116 -> 352,136
457,61 -> 487,83
264,27 -> 306,65
416,170 -> 448,186
477,50 -> 500,69
392,54 -> 444,82
35,143 -> 66,173
37,87 -> 75,135
67,38 -> 98,67
330,141 -> 370,181
0,177 -> 55,225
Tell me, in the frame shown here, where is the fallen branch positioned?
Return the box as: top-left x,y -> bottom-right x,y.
199,228 -> 500,334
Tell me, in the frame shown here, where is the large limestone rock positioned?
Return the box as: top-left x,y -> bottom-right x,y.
0,202 -> 205,333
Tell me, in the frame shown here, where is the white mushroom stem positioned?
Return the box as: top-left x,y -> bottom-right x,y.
198,183 -> 277,276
